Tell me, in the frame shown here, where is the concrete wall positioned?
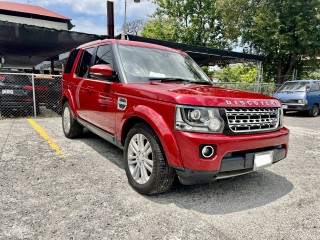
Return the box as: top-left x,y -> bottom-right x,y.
0,14 -> 68,30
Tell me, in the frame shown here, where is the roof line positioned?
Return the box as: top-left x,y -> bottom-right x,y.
0,1 -> 71,20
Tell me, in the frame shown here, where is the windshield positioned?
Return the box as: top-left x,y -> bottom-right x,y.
277,82 -> 310,92
118,45 -> 210,83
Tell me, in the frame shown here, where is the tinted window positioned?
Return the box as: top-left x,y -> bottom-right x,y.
64,49 -> 80,74
95,45 -> 113,68
76,48 -> 95,78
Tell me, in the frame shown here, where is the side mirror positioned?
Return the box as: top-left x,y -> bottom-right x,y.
89,64 -> 115,81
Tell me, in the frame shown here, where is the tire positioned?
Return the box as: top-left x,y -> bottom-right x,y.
62,102 -> 83,138
124,123 -> 176,195
308,104 -> 319,117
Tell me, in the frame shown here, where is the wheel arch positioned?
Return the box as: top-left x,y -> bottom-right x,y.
120,107 -> 182,168
61,89 -> 78,117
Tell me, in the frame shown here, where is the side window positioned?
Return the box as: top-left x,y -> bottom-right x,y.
95,44 -> 113,68
76,47 -> 95,78
64,49 -> 80,74
310,82 -> 320,92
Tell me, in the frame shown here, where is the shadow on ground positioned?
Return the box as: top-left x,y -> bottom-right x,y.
78,129 -> 294,216
148,170 -> 293,215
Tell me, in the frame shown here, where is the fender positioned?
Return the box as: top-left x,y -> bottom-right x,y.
62,88 -> 78,117
120,105 -> 183,168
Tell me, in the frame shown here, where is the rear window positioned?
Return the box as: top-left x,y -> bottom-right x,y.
64,49 -> 80,74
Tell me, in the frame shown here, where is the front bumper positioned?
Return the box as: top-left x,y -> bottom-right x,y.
175,145 -> 286,184
282,104 -> 308,111
172,128 -> 289,184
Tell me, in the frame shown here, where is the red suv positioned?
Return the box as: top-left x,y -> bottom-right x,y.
62,39 -> 289,194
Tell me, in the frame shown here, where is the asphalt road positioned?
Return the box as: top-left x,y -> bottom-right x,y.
0,114 -> 319,240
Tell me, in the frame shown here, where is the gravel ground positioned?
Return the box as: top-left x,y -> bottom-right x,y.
0,114 -> 319,240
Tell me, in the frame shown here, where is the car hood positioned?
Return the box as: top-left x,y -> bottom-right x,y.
273,91 -> 306,100
117,82 -> 281,108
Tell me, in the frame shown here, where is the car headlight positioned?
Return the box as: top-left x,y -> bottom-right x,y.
175,105 -> 224,133
297,99 -> 308,105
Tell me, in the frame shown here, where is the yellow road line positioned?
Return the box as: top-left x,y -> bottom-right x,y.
27,119 -> 66,159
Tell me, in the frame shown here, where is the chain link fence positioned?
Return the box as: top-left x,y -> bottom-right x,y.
213,82 -> 282,96
0,72 -> 62,119
0,72 -> 283,119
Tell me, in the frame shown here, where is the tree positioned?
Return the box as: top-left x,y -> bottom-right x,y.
216,0 -> 320,84
141,17 -> 179,42
120,19 -> 145,36
142,0 -> 231,49
213,64 -> 257,83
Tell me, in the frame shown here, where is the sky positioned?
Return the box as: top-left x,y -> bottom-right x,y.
3,0 -> 158,35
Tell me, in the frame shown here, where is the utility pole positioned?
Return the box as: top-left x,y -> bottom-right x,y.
107,0 -> 114,38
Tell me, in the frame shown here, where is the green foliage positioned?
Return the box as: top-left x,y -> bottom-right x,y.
301,71 -> 320,80
201,66 -> 214,77
141,17 -> 179,42
216,0 -> 320,84
213,64 -> 257,83
142,0 -> 231,49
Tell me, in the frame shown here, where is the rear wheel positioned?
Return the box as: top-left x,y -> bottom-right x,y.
62,102 -> 83,138
308,104 -> 319,117
124,123 -> 176,195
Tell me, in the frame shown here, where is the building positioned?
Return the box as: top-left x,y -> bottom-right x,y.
0,1 -> 105,69
0,1 -> 73,30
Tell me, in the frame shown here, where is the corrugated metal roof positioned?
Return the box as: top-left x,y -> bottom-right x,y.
0,1 -> 70,20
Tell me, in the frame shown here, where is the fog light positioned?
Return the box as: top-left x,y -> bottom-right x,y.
199,145 -> 216,158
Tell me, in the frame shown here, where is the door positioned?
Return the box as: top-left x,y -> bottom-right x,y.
307,81 -> 320,109
75,47 -> 95,121
86,44 -> 117,135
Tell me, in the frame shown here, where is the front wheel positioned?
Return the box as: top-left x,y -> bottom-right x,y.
124,123 -> 176,195
62,102 -> 83,138
308,104 -> 319,117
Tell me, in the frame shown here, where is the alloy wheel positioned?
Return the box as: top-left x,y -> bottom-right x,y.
127,133 -> 154,184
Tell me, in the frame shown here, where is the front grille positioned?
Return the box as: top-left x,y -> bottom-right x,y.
225,108 -> 280,133
281,99 -> 298,104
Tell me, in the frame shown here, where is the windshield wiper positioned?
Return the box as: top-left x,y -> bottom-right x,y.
148,78 -> 212,85
149,77 -> 188,82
